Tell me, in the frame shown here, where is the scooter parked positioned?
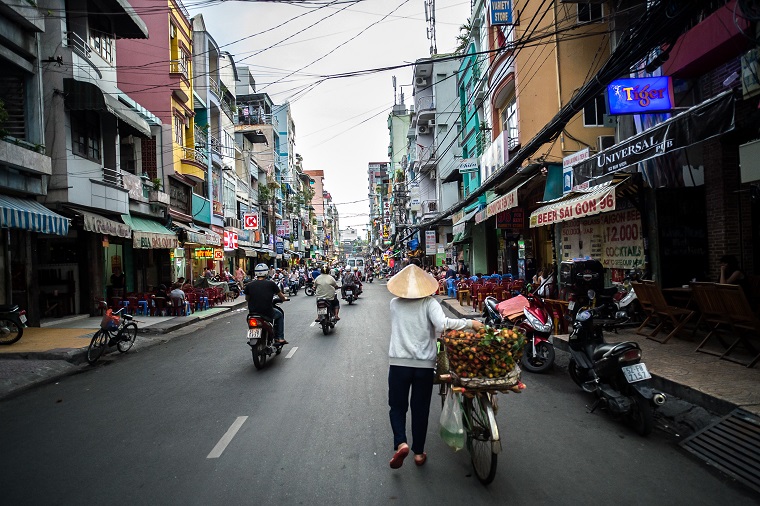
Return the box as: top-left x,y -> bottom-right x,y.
567,307 -> 666,436
0,304 -> 27,345
482,282 -> 555,373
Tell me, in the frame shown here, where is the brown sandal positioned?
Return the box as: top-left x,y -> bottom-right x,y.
414,453 -> 427,466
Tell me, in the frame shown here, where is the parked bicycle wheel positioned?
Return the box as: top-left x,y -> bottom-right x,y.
87,329 -> 109,364
116,322 -> 138,353
463,393 -> 499,485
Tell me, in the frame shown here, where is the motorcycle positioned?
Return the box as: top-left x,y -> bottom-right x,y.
567,308 -> 666,436
342,283 -> 362,305
304,278 -> 315,297
246,298 -> 288,370
316,297 -> 338,335
0,304 -> 27,345
227,280 -> 241,299
482,282 -> 555,373
288,278 -> 299,296
367,272 -> 374,283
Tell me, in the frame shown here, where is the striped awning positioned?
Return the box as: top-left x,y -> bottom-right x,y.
0,195 -> 70,236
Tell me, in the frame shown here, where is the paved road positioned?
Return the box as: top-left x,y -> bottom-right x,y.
0,282 -> 757,505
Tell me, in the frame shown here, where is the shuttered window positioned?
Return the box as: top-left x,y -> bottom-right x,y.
0,70 -> 27,140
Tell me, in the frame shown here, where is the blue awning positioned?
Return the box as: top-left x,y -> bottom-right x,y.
0,195 -> 69,236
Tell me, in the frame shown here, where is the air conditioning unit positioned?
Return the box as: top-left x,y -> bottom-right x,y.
225,217 -> 242,229
427,119 -> 435,126
598,135 -> 615,151
418,125 -> 429,134
415,77 -> 428,86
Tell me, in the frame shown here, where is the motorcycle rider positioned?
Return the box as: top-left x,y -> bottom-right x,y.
244,263 -> 289,345
315,265 -> 340,321
341,266 -> 359,299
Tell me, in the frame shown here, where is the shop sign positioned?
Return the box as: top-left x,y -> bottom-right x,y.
82,211 -> 131,238
186,230 -> 206,245
244,212 -> 259,230
458,159 -> 479,174
474,209 -> 487,225
563,148 -> 590,194
489,0 -> 513,25
486,188 -> 518,219
607,77 -> 674,115
204,232 -> 222,247
560,209 -> 644,269
223,230 -> 238,250
425,230 -> 436,255
213,200 -> 224,216
275,241 -> 284,254
211,225 -> 224,236
194,247 -> 214,259
213,249 -> 224,260
133,232 -> 178,249
497,208 -> 524,229
169,179 -> 191,215
530,186 -> 616,227
452,210 -> 464,224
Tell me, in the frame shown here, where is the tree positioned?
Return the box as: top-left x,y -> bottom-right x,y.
454,18 -> 472,55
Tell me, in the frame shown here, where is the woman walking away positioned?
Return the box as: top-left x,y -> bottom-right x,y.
386,264 -> 482,469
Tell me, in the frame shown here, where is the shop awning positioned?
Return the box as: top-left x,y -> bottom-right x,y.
79,209 -> 131,238
241,247 -> 257,257
0,195 -> 69,236
485,174 -> 538,221
452,208 -> 478,237
63,79 -> 151,137
195,225 -> 222,246
529,178 -> 629,228
121,214 -> 178,249
173,222 -> 206,245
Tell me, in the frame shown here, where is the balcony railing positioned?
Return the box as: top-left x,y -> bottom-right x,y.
66,31 -> 91,59
416,96 -> 435,111
209,78 -> 221,98
221,99 -> 235,120
418,144 -> 436,167
103,167 -> 124,188
236,108 -> 278,129
194,125 -> 207,148
210,135 -> 222,156
182,147 -> 208,165
170,59 -> 189,79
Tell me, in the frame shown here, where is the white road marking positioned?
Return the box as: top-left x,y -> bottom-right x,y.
310,321 -> 317,327
207,416 -> 248,459
285,347 -> 298,358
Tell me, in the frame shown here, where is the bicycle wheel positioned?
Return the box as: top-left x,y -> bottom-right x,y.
87,330 -> 109,364
117,323 -> 138,353
463,393 -> 499,485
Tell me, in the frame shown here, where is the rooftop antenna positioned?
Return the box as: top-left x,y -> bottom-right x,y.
425,0 -> 437,56
392,76 -> 397,105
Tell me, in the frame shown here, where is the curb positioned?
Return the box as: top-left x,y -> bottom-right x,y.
439,298 -> 739,417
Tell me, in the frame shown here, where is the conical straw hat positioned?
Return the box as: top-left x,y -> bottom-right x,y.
387,264 -> 440,299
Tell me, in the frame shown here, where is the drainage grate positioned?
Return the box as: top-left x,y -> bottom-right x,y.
680,409 -> 760,494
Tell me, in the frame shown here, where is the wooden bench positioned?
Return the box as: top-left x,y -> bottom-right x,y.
714,284 -> 760,368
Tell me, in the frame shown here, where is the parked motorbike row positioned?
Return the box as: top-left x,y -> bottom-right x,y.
480,272 -> 664,436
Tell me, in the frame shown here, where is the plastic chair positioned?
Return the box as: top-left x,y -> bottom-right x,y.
152,297 -> 168,316
446,278 -> 457,297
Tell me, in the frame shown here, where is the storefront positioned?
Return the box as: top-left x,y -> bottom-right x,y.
0,195 -> 70,325
121,214 -> 177,291
175,222 -> 223,281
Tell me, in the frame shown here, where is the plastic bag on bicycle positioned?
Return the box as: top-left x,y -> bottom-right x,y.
100,309 -> 120,330
440,390 -> 465,451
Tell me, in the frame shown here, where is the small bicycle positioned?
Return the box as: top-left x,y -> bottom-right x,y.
86,307 -> 139,364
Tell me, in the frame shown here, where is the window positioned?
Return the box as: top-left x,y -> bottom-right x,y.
583,94 -> 606,127
578,3 -> 603,23
174,116 -> 184,146
71,110 -> 101,161
496,25 -> 514,48
502,97 -> 518,149
0,70 -> 27,139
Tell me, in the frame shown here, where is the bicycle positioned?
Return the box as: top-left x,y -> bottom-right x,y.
439,382 -> 501,485
87,307 -> 139,364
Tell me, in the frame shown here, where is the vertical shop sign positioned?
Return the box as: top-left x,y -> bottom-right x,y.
425,230 -> 436,255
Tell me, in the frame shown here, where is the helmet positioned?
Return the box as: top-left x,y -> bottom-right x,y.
321,265 -> 330,274
254,263 -> 269,277
353,267 -> 358,272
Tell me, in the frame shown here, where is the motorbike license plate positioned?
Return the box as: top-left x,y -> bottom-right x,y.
247,328 -> 262,340
622,363 -> 651,383
346,291 -> 353,295
318,307 -> 328,315
19,314 -> 27,324
568,301 -> 575,310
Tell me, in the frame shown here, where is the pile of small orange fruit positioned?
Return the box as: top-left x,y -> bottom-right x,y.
443,326 -> 525,379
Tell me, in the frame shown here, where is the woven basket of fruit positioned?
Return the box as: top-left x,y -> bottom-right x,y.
440,326 -> 526,391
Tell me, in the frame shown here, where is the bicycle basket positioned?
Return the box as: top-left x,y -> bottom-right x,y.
100,309 -> 120,330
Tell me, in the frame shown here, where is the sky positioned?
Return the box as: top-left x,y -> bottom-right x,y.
188,0 -> 472,235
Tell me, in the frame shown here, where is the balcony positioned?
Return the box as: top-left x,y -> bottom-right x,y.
170,59 -> 189,80
178,148 -> 207,182
209,78 -> 221,99
418,144 -> 437,172
102,167 -> 124,188
149,190 -> 170,206
416,96 -> 435,122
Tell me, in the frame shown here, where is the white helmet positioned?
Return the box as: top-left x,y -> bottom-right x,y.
254,263 -> 269,277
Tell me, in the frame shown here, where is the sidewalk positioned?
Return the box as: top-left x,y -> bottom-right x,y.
0,297 -> 247,400
437,296 -> 760,419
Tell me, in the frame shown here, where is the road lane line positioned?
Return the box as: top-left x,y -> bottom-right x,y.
285,347 -> 298,359
207,416 -> 248,459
